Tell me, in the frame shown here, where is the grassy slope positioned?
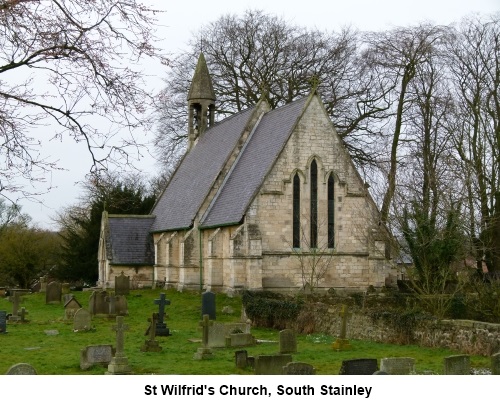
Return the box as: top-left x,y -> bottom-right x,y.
0,289 -> 491,375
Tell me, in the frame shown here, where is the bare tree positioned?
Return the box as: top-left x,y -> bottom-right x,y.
0,0 -> 166,200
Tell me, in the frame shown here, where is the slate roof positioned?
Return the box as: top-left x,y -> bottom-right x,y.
150,107 -> 256,232
107,216 -> 155,264
200,97 -> 308,228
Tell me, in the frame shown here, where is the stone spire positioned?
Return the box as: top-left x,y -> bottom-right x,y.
187,52 -> 216,150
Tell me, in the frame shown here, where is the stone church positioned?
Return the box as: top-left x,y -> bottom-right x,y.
98,53 -> 396,294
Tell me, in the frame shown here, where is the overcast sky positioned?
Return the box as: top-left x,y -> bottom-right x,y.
15,0 -> 499,230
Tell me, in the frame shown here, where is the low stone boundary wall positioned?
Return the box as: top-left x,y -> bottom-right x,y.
303,302 -> 500,356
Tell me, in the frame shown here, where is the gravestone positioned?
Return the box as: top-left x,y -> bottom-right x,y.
332,304 -> 352,350
8,291 -> 22,321
225,332 -> 256,348
153,293 -> 171,336
339,358 -> 378,375
254,354 -> 293,375
380,357 -> 415,375
115,295 -> 129,316
283,362 -> 316,375
106,293 -> 117,316
80,345 -> 115,370
0,310 -> 7,333
45,281 -> 62,304
115,271 -> 130,295
73,308 -> 92,331
207,322 -> 250,348
17,307 -> 29,323
141,313 -> 162,352
491,353 -> 500,375
5,363 -> 37,375
64,296 -> 82,320
444,354 -> 470,375
201,290 -> 216,320
235,350 -> 248,369
61,283 -> 70,294
106,316 -> 132,375
39,276 -> 47,293
279,329 -> 297,354
194,314 -> 214,360
89,290 -> 108,316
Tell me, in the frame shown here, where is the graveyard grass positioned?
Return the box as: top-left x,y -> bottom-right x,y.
0,289 -> 491,375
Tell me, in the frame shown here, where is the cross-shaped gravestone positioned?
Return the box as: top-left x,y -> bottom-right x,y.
154,293 -> 171,336
8,292 -> 21,322
148,313 -> 158,341
141,313 -> 162,352
17,307 -> 29,322
193,314 -> 214,360
112,316 -> 129,357
332,304 -> 352,350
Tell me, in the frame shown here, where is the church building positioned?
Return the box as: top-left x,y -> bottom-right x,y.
98,53 -> 396,294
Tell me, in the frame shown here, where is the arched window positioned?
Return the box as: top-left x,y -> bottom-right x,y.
293,173 -> 300,248
328,173 -> 335,248
310,160 -> 318,248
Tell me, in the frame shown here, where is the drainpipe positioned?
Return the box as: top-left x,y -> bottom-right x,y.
199,227 -> 203,292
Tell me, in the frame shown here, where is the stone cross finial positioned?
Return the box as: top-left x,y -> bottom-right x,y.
112,316 -> 129,356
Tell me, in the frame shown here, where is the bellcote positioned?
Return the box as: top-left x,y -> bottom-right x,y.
188,52 -> 216,150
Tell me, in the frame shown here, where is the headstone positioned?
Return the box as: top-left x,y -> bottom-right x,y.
141,313 -> 162,352
0,310 -> 7,333
39,276 -> 47,293
106,316 -> 132,375
279,329 -> 297,354
339,358 -> 378,375
154,293 -> 171,336
332,304 -> 352,350
46,281 -> 62,304
225,332 -> 256,348
194,314 -> 214,360
80,345 -> 115,370
8,291 -> 22,321
115,271 -> 130,295
201,290 -> 216,320
235,350 -> 248,368
115,295 -> 129,316
106,293 -> 117,316
443,354 -> 470,375
283,362 -> 316,375
61,282 -> 70,294
207,322 -> 250,348
73,308 -> 92,331
64,296 -> 82,320
17,307 -> 29,323
5,363 -> 37,375
491,353 -> 500,375
380,357 -> 415,375
255,354 -> 293,375
89,290 -> 108,316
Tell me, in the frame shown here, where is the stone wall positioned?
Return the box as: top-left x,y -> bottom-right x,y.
303,300 -> 500,356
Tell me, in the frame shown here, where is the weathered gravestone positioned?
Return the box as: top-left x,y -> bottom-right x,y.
283,362 -> 316,375
5,363 -> 37,375
115,271 -> 130,296
0,310 -> 7,333
332,304 -> 352,350
106,293 -> 117,317
208,322 -> 250,348
339,358 -> 378,375
201,290 -> 216,320
115,295 -> 129,316
8,291 -> 22,321
255,354 -> 293,375
89,290 -> 108,316
73,308 -> 92,332
141,313 -> 162,352
444,354 -> 470,375
194,314 -> 214,360
153,293 -> 171,336
80,345 -> 115,370
235,350 -> 248,369
61,283 -> 70,294
45,281 -> 62,304
491,353 -> 500,375
39,276 -> 47,293
380,357 -> 415,375
225,331 -> 256,348
64,296 -> 82,320
279,329 -> 297,354
106,316 -> 132,375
